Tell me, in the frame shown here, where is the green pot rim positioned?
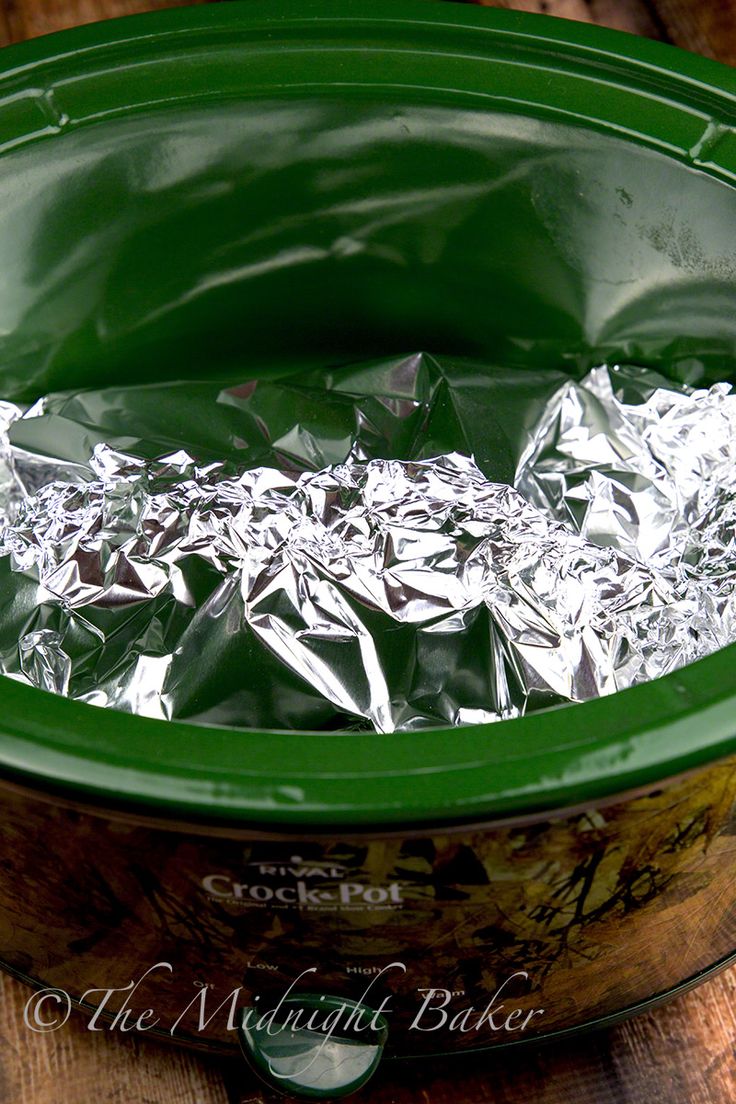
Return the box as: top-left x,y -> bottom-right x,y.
1,0 -> 736,828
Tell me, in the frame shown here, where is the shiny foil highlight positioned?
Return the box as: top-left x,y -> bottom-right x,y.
0,358 -> 733,732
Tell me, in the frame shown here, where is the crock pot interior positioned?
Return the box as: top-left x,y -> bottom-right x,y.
1,2 -> 736,825
3,99 -> 736,401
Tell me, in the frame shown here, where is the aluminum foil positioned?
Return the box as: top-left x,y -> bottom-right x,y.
0,357 -> 733,732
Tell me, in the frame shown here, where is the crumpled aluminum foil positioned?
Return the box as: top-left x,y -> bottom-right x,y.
517,365 -> 736,581
0,358 -> 733,733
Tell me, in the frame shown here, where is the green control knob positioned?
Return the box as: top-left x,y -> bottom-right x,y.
238,993 -> 389,1099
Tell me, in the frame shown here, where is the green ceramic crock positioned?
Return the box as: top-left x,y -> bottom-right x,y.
2,2 -> 736,1097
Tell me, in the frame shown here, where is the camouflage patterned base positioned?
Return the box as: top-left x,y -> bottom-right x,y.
2,755 -> 736,1056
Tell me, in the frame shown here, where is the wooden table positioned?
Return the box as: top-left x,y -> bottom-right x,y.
1,0 -> 735,1101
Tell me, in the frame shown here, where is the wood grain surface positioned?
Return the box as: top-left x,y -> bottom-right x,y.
0,0 -> 735,1102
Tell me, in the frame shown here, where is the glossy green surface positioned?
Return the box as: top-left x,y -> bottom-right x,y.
239,995 -> 389,1097
1,1 -> 736,824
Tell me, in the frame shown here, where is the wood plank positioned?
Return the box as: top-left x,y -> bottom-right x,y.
0,0 -> 198,44
476,0 -> 665,39
651,0 -> 736,66
0,1 -> 20,47
0,971 -> 231,1104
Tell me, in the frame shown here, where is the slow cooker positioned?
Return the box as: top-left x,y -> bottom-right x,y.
2,1 -> 736,1096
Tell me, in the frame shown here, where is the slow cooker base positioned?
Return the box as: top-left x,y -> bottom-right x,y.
3,946 -> 736,1062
